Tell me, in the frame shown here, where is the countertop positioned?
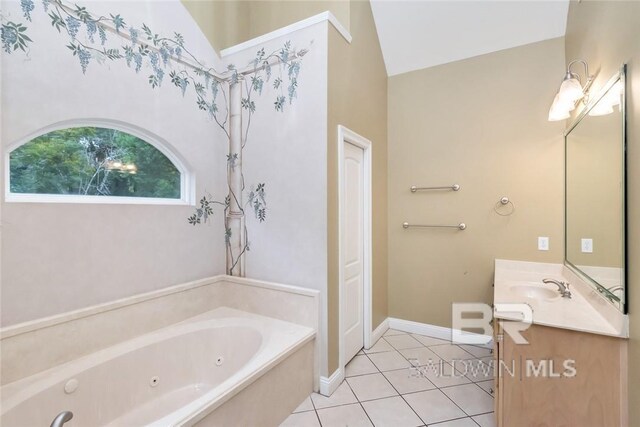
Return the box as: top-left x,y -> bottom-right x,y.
494,259 -> 628,338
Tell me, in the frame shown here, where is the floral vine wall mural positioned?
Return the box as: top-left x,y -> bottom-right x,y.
2,0 -> 308,276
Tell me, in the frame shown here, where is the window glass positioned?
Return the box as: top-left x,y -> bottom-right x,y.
9,126 -> 181,199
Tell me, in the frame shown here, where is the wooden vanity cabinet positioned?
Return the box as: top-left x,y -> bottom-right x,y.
493,321 -> 627,427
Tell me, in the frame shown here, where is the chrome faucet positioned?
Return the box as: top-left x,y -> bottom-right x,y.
50,411 -> 73,427
542,278 -> 572,298
597,285 -> 622,303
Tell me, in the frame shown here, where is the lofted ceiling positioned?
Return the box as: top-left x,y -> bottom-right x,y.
370,0 -> 570,76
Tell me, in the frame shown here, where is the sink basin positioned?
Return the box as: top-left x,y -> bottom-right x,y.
509,284 -> 560,301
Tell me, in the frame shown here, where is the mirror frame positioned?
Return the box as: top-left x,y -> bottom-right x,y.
564,64 -> 627,313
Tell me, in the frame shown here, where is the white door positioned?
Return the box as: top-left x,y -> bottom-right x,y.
343,142 -> 365,362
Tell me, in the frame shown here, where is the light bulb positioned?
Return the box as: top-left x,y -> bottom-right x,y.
607,81 -> 623,107
588,102 -> 614,116
558,77 -> 584,103
589,82 -> 623,116
548,93 -> 571,121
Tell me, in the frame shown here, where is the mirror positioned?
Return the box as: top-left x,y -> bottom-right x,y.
565,65 -> 626,312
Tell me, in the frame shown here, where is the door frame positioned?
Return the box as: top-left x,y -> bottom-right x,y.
337,125 -> 373,374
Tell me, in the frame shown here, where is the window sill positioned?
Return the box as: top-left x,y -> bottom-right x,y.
4,193 -> 193,206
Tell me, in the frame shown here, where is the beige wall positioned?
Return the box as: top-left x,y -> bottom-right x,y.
387,38 -> 566,328
182,0 -> 350,51
564,0 -> 640,417
327,0 -> 388,374
181,0 -> 249,52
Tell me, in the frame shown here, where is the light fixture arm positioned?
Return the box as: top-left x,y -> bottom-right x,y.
567,59 -> 595,96
549,59 -> 597,121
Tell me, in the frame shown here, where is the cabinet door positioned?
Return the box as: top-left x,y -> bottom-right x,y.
500,323 -> 624,426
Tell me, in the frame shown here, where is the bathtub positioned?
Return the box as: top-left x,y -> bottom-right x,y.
0,307 -> 315,426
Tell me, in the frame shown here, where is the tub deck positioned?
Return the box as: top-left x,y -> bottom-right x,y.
1,307 -> 315,427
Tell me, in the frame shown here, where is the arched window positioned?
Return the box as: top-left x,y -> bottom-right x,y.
6,123 -> 193,204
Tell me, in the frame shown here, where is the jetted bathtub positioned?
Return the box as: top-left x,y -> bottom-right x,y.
0,307 -> 315,426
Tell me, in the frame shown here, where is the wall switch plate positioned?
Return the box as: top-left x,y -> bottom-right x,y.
581,238 -> 593,253
538,237 -> 550,251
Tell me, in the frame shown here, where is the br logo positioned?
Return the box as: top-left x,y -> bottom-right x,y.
451,303 -> 533,345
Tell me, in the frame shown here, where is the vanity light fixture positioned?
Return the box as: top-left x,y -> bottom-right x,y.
588,81 -> 623,116
548,59 -> 595,121
548,94 -> 572,121
588,99 -> 615,117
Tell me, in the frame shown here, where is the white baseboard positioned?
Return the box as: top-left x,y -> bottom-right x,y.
368,318 -> 389,348
320,317 -> 493,396
319,367 -> 344,396
323,316 -> 492,397
387,317 -> 493,347
388,317 -> 452,340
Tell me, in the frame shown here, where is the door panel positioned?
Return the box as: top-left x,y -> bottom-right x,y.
343,142 -> 364,362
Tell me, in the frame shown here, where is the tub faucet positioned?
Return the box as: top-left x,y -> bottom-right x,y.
50,411 -> 73,427
542,278 -> 572,298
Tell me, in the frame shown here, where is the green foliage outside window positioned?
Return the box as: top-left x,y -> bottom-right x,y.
9,126 -> 181,199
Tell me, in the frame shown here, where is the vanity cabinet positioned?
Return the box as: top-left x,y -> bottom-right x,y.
493,321 -> 627,427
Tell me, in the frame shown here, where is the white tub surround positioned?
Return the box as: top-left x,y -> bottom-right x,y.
1,275 -> 320,386
196,340 -> 314,427
494,259 -> 628,338
1,307 -> 314,426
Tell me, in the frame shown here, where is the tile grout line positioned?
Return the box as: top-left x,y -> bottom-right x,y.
469,410 -> 496,426
389,340 -> 475,422
361,345 -> 432,426
343,374 -> 376,426
310,400 -> 370,411
308,332 -> 495,426
426,414 -> 482,426
470,414 -> 483,427
473,380 -> 496,399
307,390 -> 323,427
311,390 -> 494,425
385,334 -> 497,423
436,378 -> 492,420
468,411 -> 489,427
445,359 -> 492,384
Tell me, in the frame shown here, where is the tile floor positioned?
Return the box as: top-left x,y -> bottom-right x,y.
281,329 -> 496,427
